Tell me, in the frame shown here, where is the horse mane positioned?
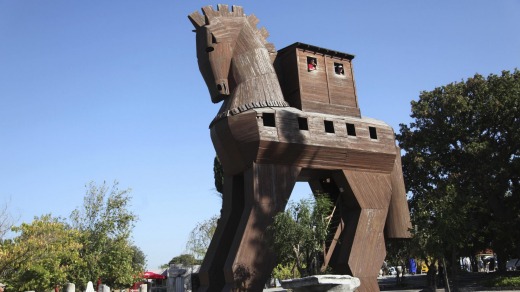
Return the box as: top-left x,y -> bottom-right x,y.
188,4 -> 276,54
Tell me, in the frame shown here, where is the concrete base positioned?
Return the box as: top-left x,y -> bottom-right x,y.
281,275 -> 361,292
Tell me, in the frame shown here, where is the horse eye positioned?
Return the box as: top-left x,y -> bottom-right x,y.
206,47 -> 215,53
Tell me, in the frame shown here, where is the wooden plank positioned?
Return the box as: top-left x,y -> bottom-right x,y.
274,48 -> 301,108
340,170 -> 392,292
256,142 -> 396,173
385,146 -> 413,239
223,163 -> 301,291
211,120 -> 249,175
197,174 -> 245,292
343,170 -> 392,209
325,57 -> 358,107
297,51 -> 330,104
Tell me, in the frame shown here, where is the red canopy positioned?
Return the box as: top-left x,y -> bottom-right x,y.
143,271 -> 166,279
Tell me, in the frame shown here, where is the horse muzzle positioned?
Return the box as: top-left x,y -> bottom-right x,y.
210,79 -> 230,103
216,79 -> 230,96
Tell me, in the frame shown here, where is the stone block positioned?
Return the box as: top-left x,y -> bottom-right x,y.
281,275 -> 360,292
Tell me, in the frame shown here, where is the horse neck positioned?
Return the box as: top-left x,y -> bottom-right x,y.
216,31 -> 286,117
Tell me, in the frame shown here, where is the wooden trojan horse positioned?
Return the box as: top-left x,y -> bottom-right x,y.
189,5 -> 411,292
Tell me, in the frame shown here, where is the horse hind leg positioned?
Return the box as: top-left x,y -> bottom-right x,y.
385,146 -> 412,239
320,170 -> 392,292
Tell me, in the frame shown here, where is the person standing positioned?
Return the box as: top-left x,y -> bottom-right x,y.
478,257 -> 484,272
0,283 -> 6,292
409,258 -> 417,275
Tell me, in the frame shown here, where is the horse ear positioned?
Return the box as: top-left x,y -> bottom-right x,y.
188,11 -> 205,29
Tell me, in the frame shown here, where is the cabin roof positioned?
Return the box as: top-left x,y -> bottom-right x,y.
278,42 -> 355,60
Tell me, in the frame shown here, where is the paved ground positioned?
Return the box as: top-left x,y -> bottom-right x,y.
263,274 -> 436,291
379,274 -> 443,291
264,272 -> 520,291
379,272 -> 520,292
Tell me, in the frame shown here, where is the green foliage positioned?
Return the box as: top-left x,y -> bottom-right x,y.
271,263 -> 300,280
385,238 -> 414,269
70,181 -> 144,289
485,276 -> 520,288
0,215 -> 82,292
131,245 -> 147,272
213,156 -> 224,195
0,181 -> 145,292
397,69 -> 520,272
233,264 -> 254,291
169,254 -> 201,266
269,194 -> 333,277
185,215 -> 218,261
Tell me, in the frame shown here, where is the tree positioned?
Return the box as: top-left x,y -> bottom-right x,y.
131,245 -> 147,272
168,254 -> 201,266
214,156 -> 224,196
70,181 -> 144,289
397,69 -> 520,275
0,182 -> 146,291
0,199 -> 17,241
269,194 -> 333,278
0,215 -> 82,292
185,215 -> 218,261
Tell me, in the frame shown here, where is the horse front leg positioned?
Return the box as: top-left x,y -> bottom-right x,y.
198,173 -> 247,292
220,163 -> 300,292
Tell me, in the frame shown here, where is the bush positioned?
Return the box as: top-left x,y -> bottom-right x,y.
485,276 -> 520,288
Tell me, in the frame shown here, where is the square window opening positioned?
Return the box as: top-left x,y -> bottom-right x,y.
346,123 -> 356,136
307,57 -> 317,71
263,113 -> 276,127
298,117 -> 309,131
334,62 -> 345,75
369,126 -> 378,139
324,120 -> 335,133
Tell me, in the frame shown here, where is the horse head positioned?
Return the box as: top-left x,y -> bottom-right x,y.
189,5 -> 246,103
189,5 -> 283,113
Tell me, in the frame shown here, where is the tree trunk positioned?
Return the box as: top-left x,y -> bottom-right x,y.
427,265 -> 437,291
495,248 -> 507,273
442,258 -> 451,292
450,247 -> 457,277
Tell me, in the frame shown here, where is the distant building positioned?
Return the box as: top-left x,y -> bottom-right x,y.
167,264 -> 200,292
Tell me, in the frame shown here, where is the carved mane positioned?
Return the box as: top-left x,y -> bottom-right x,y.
188,5 -> 276,54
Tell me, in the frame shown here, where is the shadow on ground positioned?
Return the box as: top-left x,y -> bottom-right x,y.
379,271 -> 520,292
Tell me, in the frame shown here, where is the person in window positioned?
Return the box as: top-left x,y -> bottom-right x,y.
308,59 -> 317,71
335,64 -> 344,75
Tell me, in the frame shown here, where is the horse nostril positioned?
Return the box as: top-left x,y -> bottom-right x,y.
217,83 -> 227,93
206,47 -> 214,53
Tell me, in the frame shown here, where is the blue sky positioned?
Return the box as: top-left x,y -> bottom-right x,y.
1,1 -> 519,270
